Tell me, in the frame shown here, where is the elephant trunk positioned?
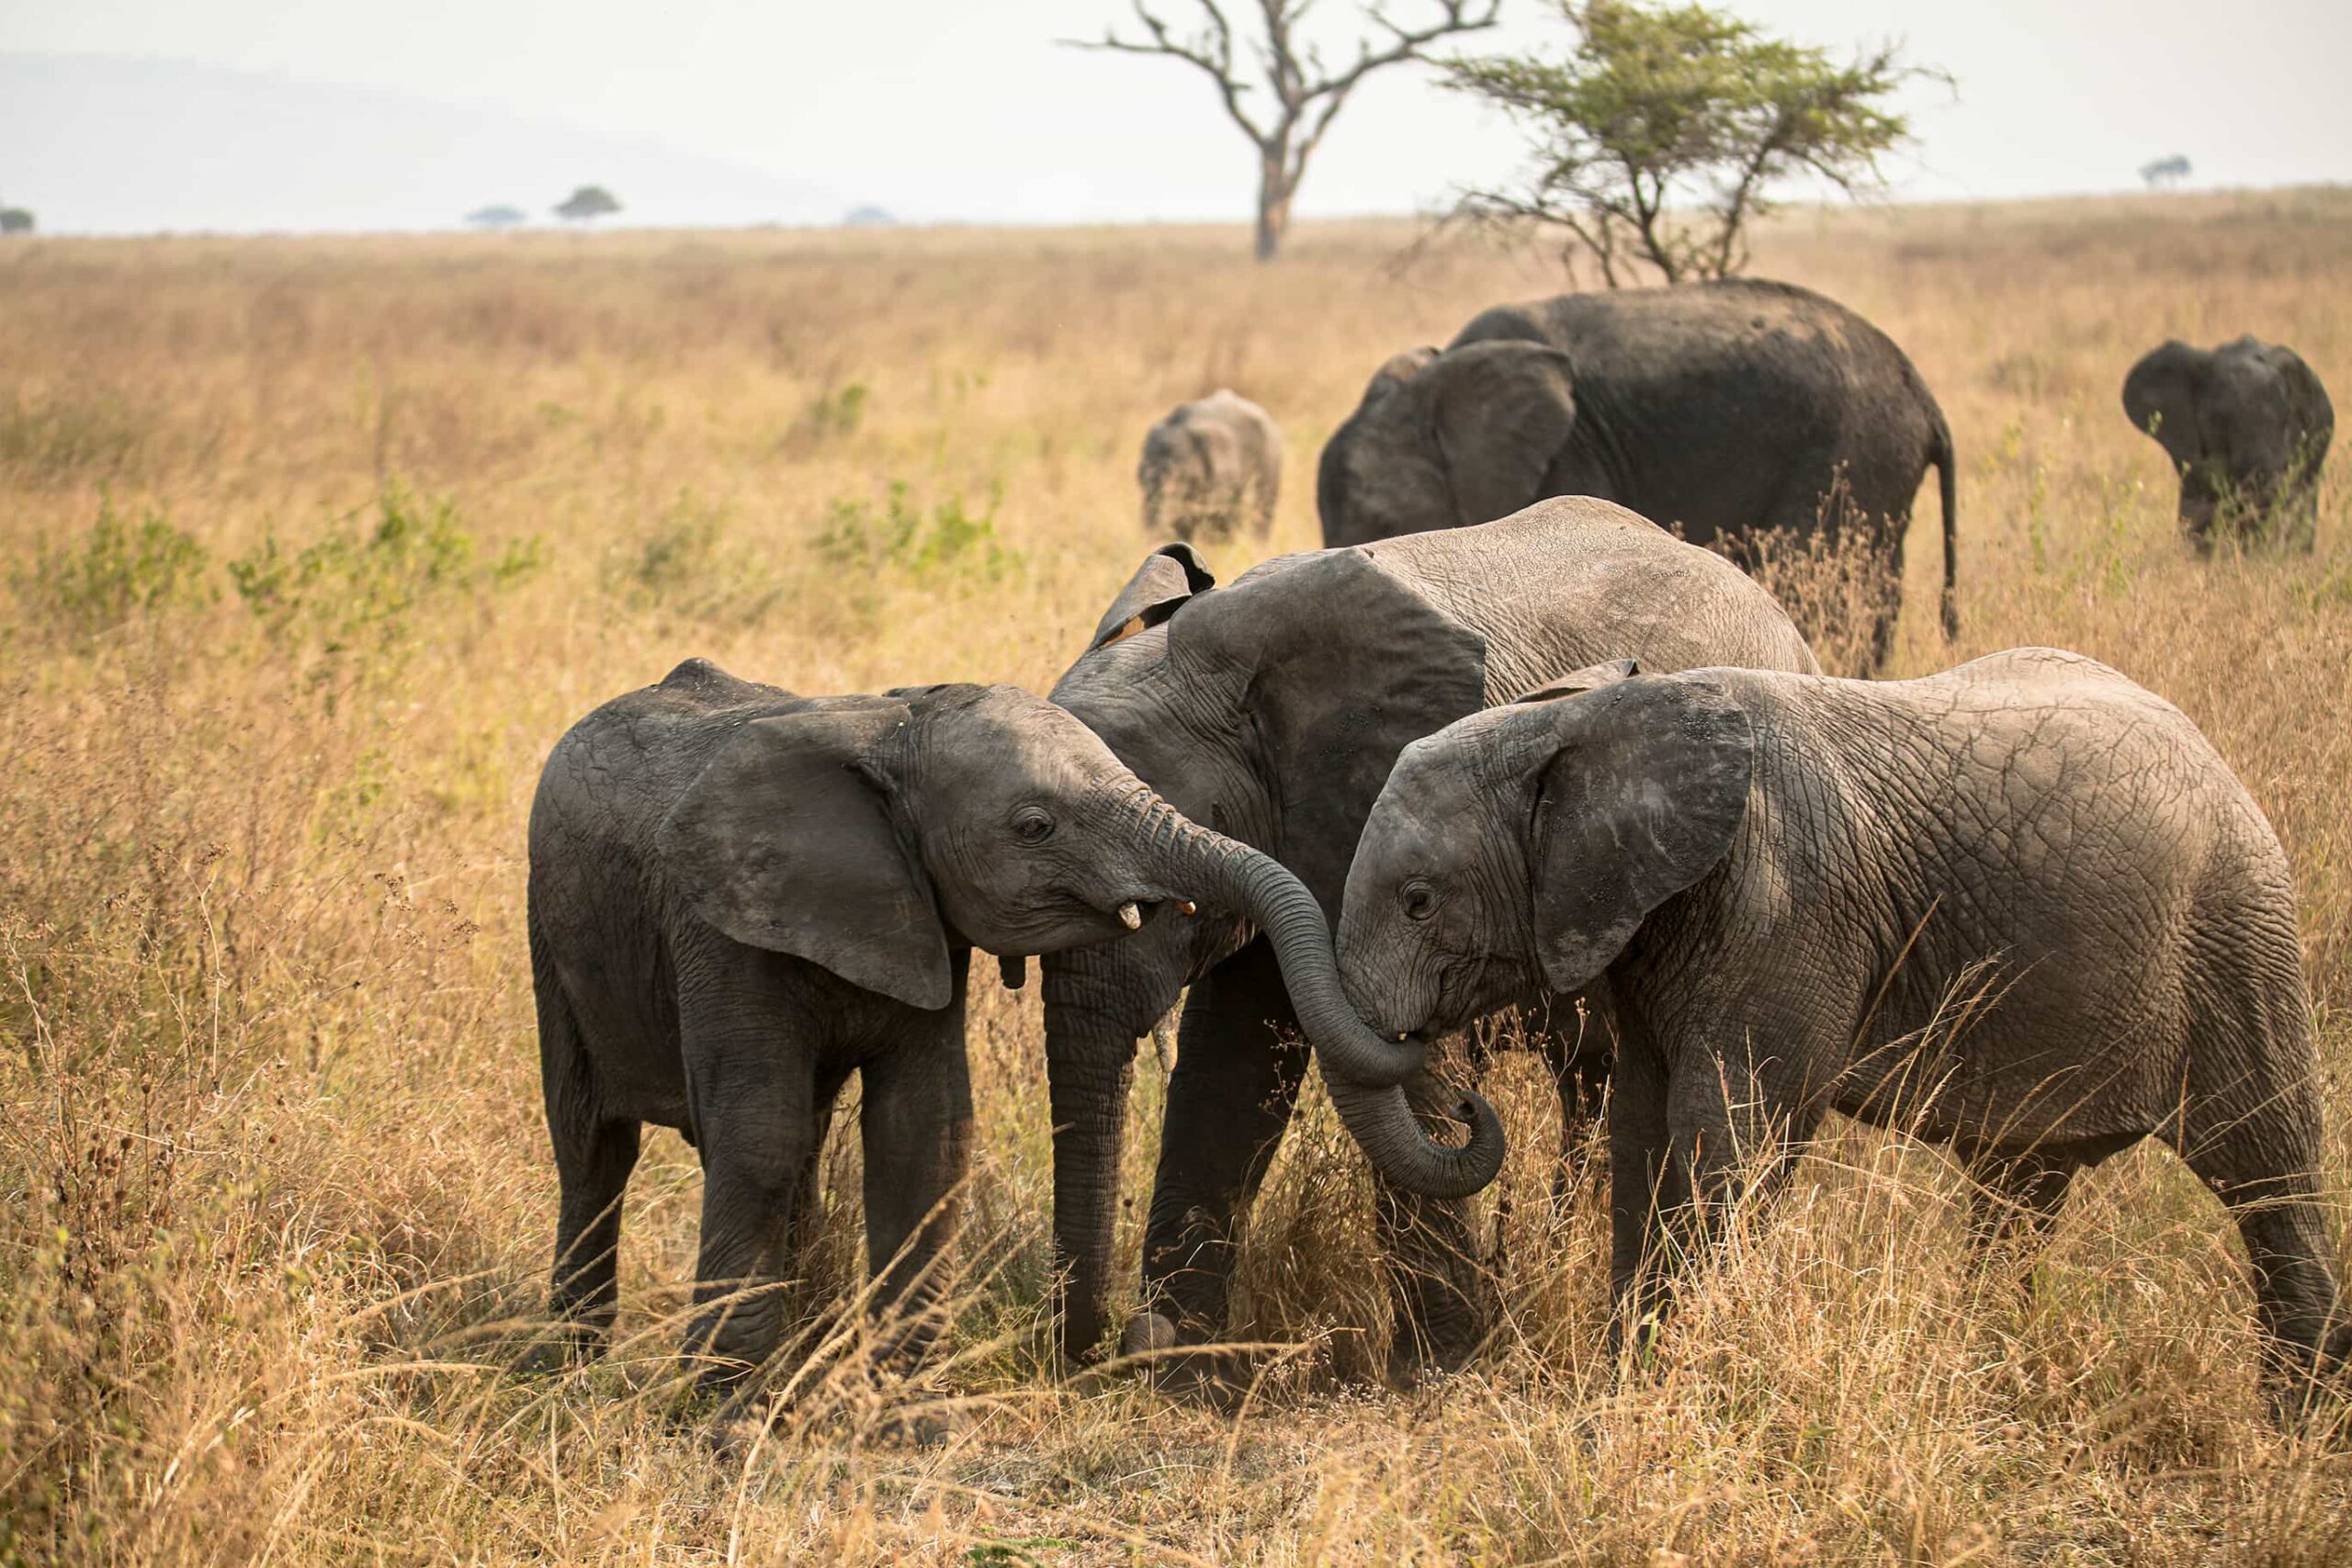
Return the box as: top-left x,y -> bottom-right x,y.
1114,785 -> 1507,1201
1039,952 -> 1140,1364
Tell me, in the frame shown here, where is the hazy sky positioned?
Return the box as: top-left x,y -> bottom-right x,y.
6,0 -> 2349,231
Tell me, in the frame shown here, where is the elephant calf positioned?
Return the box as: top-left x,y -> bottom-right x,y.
529,659 -> 1494,1393
2124,335 -> 2334,550
1138,389 -> 1282,544
1339,649 -> 2347,1410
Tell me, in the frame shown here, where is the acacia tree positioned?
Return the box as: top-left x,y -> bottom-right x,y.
1072,0 -> 1501,261
1443,1 -> 1932,285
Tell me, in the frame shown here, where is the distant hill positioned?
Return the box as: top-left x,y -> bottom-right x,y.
0,52 -> 849,234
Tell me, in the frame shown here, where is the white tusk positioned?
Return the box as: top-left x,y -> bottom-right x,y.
1396,1032 -> 1409,1043
1176,899 -> 1196,916
1118,902 -> 1142,931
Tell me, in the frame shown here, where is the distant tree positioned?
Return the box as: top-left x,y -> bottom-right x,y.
842,204 -> 897,227
553,186 -> 622,222
1442,1 -> 1937,285
0,207 -> 32,235
2139,154 -> 2191,191
466,204 -> 527,230
1069,0 -> 1501,262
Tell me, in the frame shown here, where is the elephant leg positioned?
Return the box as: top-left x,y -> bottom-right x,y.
536,944 -> 642,1352
1136,938 -> 1306,1346
2171,1083 -> 2348,1412
1377,1057 -> 1499,1383
1625,1028 -> 1819,1355
1605,1016 -> 1677,1357
677,945 -> 819,1386
856,970 -> 975,1371
1543,996 -> 1612,1213
1963,1148 -> 2075,1267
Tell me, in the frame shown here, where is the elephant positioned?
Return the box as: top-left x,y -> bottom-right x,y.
1316,278 -> 1959,673
2122,336 -> 2334,551
1139,389 -> 1283,543
1040,494 -> 1818,1380
526,659 -> 1498,1396
1337,649 -> 2348,1411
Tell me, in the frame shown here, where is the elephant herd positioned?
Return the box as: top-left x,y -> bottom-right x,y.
528,276 -> 2344,1428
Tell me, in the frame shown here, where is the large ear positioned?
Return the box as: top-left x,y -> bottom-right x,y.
1088,542 -> 1217,651
2122,342 -> 2205,468
1425,340 -> 1577,527
2265,344 -> 2335,447
1170,547 -> 1488,914
656,704 -> 954,1010
1528,676 -> 1754,994
1512,658 -> 1639,705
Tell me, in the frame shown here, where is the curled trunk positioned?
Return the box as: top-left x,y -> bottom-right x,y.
1112,785 -> 1506,1201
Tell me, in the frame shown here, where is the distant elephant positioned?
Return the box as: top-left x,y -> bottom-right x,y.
528,660 -> 1491,1393
1339,650 -> 2348,1411
1317,279 -> 1958,672
1139,389 -> 1283,543
2122,336 -> 2334,550
1041,496 -> 1817,1379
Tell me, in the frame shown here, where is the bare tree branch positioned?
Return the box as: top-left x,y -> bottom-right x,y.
1065,0 -> 1499,258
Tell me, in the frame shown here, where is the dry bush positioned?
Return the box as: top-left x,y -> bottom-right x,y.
4,192 -> 2351,1563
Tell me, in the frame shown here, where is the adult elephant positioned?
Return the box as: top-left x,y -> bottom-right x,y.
1317,278 -> 1957,673
1139,389 -> 1283,544
529,663 -> 1497,1397
1042,496 -> 1818,1377
1340,651 -> 2347,1415
2122,336 -> 2334,551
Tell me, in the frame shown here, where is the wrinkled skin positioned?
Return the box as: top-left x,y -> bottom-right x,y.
2123,336 -> 2334,551
529,660 -> 1490,1398
1139,389 -> 1283,544
1043,496 -> 1818,1380
1317,278 -> 1958,673
1340,651 -> 2349,1413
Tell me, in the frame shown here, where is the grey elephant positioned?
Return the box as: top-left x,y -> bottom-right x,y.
2122,336 -> 2334,550
527,660 -> 1493,1394
1317,278 -> 1958,672
1339,650 -> 2348,1409
1041,495 -> 1817,1380
1139,389 -> 1283,543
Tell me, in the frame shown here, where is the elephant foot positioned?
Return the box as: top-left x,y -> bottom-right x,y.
872,1407 -> 954,1450
514,1318 -> 607,1375
1119,1310 -> 1181,1359
1115,1314 -> 1261,1412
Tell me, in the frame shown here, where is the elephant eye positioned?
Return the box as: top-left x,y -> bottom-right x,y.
1013,807 -> 1055,844
1400,880 -> 1438,921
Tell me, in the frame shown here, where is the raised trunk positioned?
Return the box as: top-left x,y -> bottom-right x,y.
1115,785 -> 1506,1201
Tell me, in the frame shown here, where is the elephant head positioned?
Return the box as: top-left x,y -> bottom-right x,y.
1041,539 -> 1509,1357
1339,662 -> 1756,1041
1317,339 -> 1577,547
2122,337 -> 2335,548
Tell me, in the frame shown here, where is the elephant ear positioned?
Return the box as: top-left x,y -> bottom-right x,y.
1171,547 -> 1488,916
1088,542 -> 1217,651
2266,344 -> 2335,449
1364,345 -> 1439,403
2122,342 -> 2205,468
656,703 -> 954,1010
1426,339 -> 1577,527
1526,676 -> 1754,994
1512,658 -> 1640,705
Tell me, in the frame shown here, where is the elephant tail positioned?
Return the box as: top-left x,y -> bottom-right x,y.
1930,412 -> 1959,641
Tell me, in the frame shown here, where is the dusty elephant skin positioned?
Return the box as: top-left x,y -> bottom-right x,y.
1316,277 -> 1957,672
1340,649 -> 2349,1414
527,659 -> 1491,1400
1138,389 -> 1282,544
1042,495 -> 1819,1380
2122,335 -> 2335,551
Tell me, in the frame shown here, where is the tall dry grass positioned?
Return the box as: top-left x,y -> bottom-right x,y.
4,188 -> 2351,1564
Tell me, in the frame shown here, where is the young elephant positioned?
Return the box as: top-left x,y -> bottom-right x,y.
1138,389 -> 1282,543
529,660 -> 1495,1391
1339,649 -> 2347,1407
2123,336 -> 2334,550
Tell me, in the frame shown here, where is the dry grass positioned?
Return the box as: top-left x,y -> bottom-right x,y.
6,187 -> 2352,1564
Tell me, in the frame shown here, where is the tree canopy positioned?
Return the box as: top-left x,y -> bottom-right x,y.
553,186 -> 622,222
1443,1 -> 1934,285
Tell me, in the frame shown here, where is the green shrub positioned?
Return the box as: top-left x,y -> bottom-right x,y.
16,492 -> 213,637
813,480 -> 1019,583
605,489 -> 784,626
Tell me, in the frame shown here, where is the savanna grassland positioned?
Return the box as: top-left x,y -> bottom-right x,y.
6,189 -> 2352,1565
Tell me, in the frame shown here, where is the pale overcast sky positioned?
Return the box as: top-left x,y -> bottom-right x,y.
4,0 -> 2348,231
